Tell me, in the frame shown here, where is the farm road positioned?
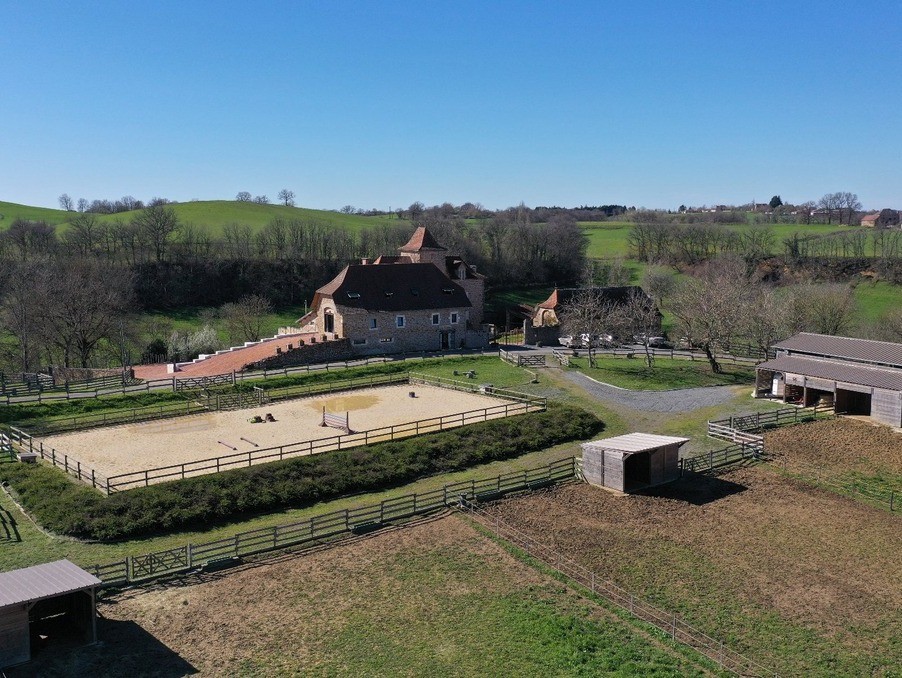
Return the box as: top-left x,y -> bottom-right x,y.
563,372 -> 739,412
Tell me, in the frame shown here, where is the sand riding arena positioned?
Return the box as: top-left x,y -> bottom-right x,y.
22,375 -> 544,492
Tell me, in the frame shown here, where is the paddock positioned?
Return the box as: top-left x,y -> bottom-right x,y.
39,384 -> 508,484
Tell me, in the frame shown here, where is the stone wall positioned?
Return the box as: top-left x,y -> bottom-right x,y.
248,338 -> 355,370
340,305 -> 479,356
49,366 -> 134,384
523,322 -> 562,347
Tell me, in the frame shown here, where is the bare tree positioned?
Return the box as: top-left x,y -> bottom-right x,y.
236,191 -> 252,202
277,189 -> 296,207
783,283 -> 858,336
220,295 -> 274,343
65,213 -> 104,256
132,204 -> 180,262
0,263 -> 45,370
641,266 -> 677,309
58,193 -> 74,211
253,195 -> 270,205
839,192 -> 861,225
76,197 -> 88,213
620,290 -> 662,367
668,258 -> 755,373
558,289 -> 623,368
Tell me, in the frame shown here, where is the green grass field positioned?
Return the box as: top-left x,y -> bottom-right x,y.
0,199 -> 404,236
566,356 -> 755,389
581,220 -> 861,260
852,281 -> 901,322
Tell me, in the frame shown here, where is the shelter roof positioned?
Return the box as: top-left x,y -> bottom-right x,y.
773,333 -> 902,368
757,355 -> 902,392
861,213 -> 880,221
315,263 -> 471,312
0,560 -> 100,608
400,226 -> 446,252
583,433 -> 690,454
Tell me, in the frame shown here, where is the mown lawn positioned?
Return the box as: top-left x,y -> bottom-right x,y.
566,355 -> 755,390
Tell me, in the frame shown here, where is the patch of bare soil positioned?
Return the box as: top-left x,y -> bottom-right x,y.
764,417 -> 902,475
481,470 -> 902,661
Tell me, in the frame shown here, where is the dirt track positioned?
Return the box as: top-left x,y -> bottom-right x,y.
40,384 -> 503,480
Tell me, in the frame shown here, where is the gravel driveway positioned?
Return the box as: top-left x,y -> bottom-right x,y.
563,371 -> 740,413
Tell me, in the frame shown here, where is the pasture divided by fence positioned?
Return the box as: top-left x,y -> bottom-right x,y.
0,347 -> 498,405
462,503 -> 776,677
771,457 -> 899,512
88,457 -> 577,585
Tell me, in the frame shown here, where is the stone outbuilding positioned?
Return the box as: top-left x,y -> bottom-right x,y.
581,433 -> 689,493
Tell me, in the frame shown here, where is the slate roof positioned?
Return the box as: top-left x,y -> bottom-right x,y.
315,263 -> 472,312
757,355 -> 902,392
400,226 -> 446,252
582,433 -> 690,454
773,333 -> 902,368
0,560 -> 100,608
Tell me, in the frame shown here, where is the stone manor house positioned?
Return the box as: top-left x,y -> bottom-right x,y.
294,227 -> 488,355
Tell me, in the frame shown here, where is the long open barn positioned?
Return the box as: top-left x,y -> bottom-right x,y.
39,384 -> 511,485
755,332 -> 902,427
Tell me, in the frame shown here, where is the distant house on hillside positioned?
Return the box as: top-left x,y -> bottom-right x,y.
861,209 -> 900,229
524,286 -> 659,346
293,227 -> 488,355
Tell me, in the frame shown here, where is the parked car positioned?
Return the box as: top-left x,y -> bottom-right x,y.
558,335 -> 578,348
647,336 -> 673,348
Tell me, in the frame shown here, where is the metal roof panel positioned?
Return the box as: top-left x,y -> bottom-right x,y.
0,560 -> 100,608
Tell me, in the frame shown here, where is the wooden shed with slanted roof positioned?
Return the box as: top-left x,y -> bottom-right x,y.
581,433 -> 689,493
0,559 -> 101,668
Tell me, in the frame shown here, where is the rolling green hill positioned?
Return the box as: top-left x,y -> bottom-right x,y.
0,199 -> 404,235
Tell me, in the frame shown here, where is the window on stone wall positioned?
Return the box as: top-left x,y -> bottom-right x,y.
370,318 -> 377,330
431,313 -> 439,325
450,312 -> 458,324
352,338 -> 366,345
396,316 -> 405,328
380,337 -> 393,343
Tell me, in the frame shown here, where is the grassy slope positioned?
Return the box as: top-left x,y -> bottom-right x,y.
853,281 -> 900,322
0,199 -> 404,236
581,220 -> 860,260
566,356 -> 755,389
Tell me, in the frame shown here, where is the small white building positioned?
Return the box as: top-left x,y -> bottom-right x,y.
581,433 -> 689,493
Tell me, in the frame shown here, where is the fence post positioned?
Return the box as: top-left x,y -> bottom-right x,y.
890,490 -> 895,511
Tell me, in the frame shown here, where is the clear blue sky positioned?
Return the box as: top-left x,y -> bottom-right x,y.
2,0 -> 900,211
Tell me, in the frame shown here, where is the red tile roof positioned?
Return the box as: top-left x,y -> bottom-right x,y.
400,226 -> 446,252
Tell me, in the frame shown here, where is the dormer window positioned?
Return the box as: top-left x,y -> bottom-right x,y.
442,288 -> 454,294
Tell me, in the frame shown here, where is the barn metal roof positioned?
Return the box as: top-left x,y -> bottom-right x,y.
0,560 -> 100,608
757,355 -> 902,392
582,433 -> 690,454
773,333 -> 902,368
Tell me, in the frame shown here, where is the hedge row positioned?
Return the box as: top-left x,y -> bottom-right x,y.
0,404 -> 603,542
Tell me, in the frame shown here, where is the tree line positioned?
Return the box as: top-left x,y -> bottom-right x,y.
0,204 -> 588,371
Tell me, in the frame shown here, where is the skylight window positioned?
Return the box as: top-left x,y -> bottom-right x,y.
442,288 -> 454,294
346,292 -> 361,299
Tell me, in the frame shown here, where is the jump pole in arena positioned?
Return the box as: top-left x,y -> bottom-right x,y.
218,440 -> 238,451
321,407 -> 352,434
240,437 -> 259,447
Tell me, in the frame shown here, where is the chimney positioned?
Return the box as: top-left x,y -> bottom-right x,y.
361,258 -> 371,265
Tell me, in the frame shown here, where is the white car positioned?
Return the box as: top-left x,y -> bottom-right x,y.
558,335 -> 578,348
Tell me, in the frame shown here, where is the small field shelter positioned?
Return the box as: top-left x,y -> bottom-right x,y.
581,433 -> 689,493
755,333 -> 902,427
0,559 -> 100,668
